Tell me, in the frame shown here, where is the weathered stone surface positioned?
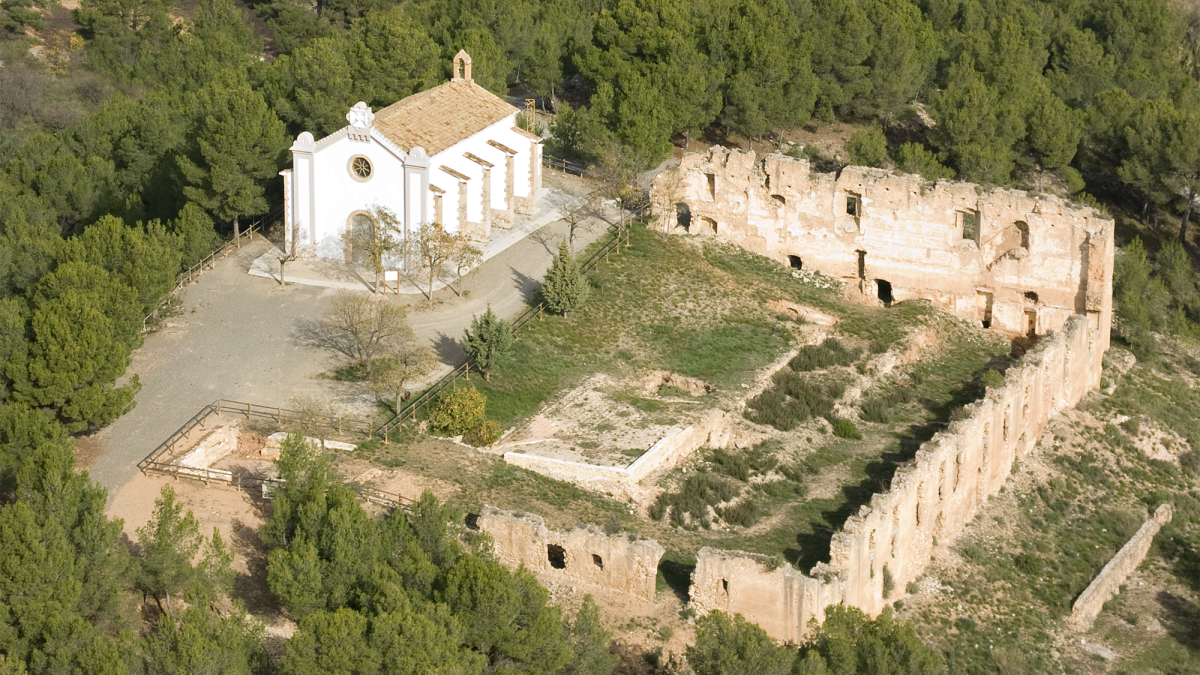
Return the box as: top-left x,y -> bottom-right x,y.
478,506 -> 665,602
651,148 -> 1113,350
502,409 -> 731,499
688,316 -> 1105,642
1069,504 -> 1173,632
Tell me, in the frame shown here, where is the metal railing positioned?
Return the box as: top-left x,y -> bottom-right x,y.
143,205 -> 285,332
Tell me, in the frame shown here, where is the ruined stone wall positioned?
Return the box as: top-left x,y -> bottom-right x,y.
689,315 -> 1105,642
1069,504 -> 1173,632
478,506 -> 665,602
503,410 -> 731,499
651,148 -> 1113,354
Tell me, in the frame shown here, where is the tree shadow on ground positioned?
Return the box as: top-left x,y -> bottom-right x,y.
432,332 -> 463,366
511,267 -> 542,305
786,368 -> 998,573
1157,590 -> 1200,652
291,318 -> 355,361
230,517 -> 281,617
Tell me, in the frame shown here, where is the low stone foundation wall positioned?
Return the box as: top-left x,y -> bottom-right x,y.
1069,504 -> 1173,631
178,426 -> 238,468
503,410 -> 731,499
478,506 -> 665,602
688,315 -> 1104,641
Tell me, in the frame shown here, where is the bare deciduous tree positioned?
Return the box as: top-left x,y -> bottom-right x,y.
449,235 -> 482,296
312,291 -> 416,366
366,341 -> 438,410
416,221 -> 456,300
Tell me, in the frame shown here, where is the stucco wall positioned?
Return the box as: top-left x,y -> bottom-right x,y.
288,110 -> 542,260
1069,504 -> 1173,631
651,148 -> 1113,344
689,315 -> 1105,642
502,410 -> 731,499
478,506 -> 665,602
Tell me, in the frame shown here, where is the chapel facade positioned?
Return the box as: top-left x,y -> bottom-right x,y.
280,51 -> 543,263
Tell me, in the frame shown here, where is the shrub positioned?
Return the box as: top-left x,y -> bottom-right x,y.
980,368 -> 1005,389
719,499 -> 766,527
463,420 -> 502,447
428,384 -> 486,436
832,418 -> 862,439
860,398 -> 891,423
882,564 -> 895,598
789,338 -> 860,371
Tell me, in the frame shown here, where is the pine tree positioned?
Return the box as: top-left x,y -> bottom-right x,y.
177,78 -> 288,241
561,596 -> 618,675
462,304 -> 512,381
137,485 -> 203,618
541,238 -> 590,317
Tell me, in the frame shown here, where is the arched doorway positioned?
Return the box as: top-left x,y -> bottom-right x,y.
347,212 -> 376,265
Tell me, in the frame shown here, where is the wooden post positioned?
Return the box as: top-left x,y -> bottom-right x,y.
276,407 -> 282,423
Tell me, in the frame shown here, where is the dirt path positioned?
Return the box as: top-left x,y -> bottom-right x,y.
83,176 -> 614,506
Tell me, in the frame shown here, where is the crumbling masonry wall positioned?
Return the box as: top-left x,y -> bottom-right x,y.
1069,504 -> 1173,632
690,315 -> 1105,642
502,410 -> 732,499
651,148 -> 1113,348
478,506 -> 665,602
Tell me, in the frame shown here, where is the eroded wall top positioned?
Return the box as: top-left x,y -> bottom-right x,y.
651,147 -> 1113,340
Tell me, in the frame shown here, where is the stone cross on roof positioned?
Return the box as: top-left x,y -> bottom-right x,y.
346,101 -> 374,130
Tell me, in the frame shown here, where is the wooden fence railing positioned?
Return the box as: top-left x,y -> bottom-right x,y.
143,205 -> 285,332
542,156 -> 589,176
374,222 -> 634,439
137,398 -> 374,473
138,398 -> 411,507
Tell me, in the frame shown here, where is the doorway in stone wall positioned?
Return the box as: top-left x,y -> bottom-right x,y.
876,279 -> 893,306
788,255 -> 803,270
547,544 -> 566,569
977,291 -> 994,328
675,203 -> 691,230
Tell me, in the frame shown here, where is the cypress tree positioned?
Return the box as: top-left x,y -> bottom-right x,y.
541,238 -> 590,317
462,304 -> 513,381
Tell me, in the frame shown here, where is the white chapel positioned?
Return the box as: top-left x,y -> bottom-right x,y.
280,50 -> 543,262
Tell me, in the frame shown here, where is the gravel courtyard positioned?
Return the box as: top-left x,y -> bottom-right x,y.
81,173 -> 615,503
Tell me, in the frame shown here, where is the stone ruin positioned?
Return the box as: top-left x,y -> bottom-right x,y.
651,147 -> 1113,341
475,152 -> 1121,641
477,506 -> 665,602
1069,504 -> 1173,632
689,315 -> 1105,641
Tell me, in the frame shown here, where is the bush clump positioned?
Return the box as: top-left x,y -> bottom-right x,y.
831,418 -> 862,439
718,499 -> 766,527
649,473 -> 741,527
980,368 -> 1006,389
428,383 -> 486,436
463,420 -> 502,447
789,338 -> 861,371
745,375 -> 842,431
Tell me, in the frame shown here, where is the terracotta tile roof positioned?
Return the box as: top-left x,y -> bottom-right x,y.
372,80 -> 519,156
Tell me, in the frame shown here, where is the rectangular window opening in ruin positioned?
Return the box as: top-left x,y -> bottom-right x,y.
846,192 -> 861,219
976,291 -> 993,329
547,544 -> 566,569
957,210 -> 981,243
1025,309 -> 1037,337
721,579 -> 729,593
706,173 -> 716,199
592,554 -> 603,570
1016,220 -> 1030,249
857,250 -> 866,280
